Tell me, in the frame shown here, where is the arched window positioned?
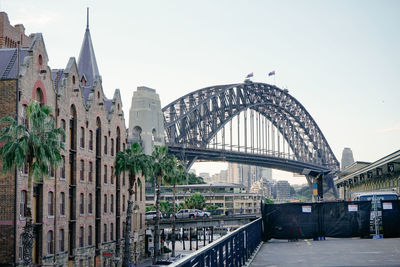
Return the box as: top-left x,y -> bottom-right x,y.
88,226 -> 92,246
110,223 -> 114,240
35,88 -> 44,104
132,126 -> 142,141
38,54 -> 43,66
139,179 -> 143,201
88,193 -> 93,214
20,190 -> 27,217
122,195 -> 125,212
80,127 -> 85,148
79,227 -> 84,247
47,231 -> 54,254
48,191 -> 54,216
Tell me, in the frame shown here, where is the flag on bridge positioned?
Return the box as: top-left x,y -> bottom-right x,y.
246,72 -> 254,78
268,70 -> 275,76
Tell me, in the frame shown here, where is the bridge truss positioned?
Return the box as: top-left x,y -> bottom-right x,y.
162,81 -> 340,197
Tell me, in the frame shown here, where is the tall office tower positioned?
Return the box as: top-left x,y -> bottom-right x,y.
128,86 -> 165,155
341,147 -> 355,170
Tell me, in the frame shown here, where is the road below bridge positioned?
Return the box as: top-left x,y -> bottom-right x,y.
251,238 -> 400,267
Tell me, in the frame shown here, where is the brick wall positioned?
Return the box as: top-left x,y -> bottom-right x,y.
0,79 -> 17,265
0,12 -> 33,48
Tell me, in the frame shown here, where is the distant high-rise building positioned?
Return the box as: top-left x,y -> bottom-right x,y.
341,147 -> 355,170
199,172 -> 211,183
275,180 -> 291,199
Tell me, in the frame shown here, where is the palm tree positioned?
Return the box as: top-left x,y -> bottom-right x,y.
163,162 -> 187,257
0,102 -> 65,266
150,146 -> 177,264
115,142 -> 151,267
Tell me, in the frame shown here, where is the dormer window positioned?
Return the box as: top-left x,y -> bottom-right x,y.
81,76 -> 86,86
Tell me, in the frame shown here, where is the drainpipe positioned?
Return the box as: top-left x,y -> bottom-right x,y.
14,41 -> 20,266
53,70 -> 60,266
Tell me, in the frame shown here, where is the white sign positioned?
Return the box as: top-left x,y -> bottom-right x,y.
348,204 -> 358,212
383,202 -> 393,210
302,205 -> 312,213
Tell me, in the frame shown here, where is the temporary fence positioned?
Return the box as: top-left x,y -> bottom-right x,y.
262,201 -> 371,240
381,199 -> 400,238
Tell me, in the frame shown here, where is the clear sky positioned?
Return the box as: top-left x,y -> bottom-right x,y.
2,0 -> 400,184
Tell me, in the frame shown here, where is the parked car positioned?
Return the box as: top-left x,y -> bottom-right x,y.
175,209 -> 197,219
145,211 -> 163,220
194,209 -> 211,217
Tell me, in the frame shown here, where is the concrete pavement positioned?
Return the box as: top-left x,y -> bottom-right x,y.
250,238 -> 400,267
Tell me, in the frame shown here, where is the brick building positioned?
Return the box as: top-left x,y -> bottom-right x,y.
0,12 -> 145,266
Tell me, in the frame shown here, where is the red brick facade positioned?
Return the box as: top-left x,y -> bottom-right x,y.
0,13 -> 145,267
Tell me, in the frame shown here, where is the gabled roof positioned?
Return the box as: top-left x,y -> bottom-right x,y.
77,24 -> 100,87
0,48 -> 29,79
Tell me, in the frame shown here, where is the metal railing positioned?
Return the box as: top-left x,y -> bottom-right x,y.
170,218 -> 262,267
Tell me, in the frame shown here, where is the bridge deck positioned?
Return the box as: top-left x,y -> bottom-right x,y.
250,238 -> 400,267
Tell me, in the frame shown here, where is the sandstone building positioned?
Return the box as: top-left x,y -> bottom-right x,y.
0,11 -> 145,266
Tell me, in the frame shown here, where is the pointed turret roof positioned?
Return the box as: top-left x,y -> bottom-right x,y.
77,8 -> 100,87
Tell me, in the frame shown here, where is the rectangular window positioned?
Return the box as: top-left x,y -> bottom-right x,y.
104,224 -> 107,242
60,156 -> 65,179
60,192 -> 65,216
61,120 -> 66,142
111,138 -> 114,156
20,190 -> 26,217
88,193 -> 93,214
104,136 -> 107,154
89,162 -> 93,182
111,167 -> 114,185
80,127 -> 85,148
122,195 -> 125,212
123,172 -> 125,186
48,192 -> 54,216
59,229 -> 64,252
89,130 -> 93,150
80,193 -> 84,215
111,194 -> 114,213
80,160 -> 84,181
88,226 -> 92,246
104,165 -> 107,184
104,194 -> 107,213
140,213 -> 143,229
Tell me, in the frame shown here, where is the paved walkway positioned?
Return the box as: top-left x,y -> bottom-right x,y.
250,238 -> 400,267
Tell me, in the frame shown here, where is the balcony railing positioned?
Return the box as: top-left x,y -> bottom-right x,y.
170,218 -> 262,267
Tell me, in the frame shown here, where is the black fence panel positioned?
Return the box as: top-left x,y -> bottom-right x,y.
321,201 -> 370,238
263,203 -> 318,240
381,200 -> 400,238
262,201 -> 371,240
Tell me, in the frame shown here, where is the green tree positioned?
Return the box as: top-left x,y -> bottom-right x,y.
187,172 -> 206,184
160,201 -> 172,214
265,198 -> 275,204
185,193 -> 206,210
290,186 -> 296,196
146,205 -> 156,212
115,142 -> 152,267
0,102 -> 65,265
163,162 -> 187,257
150,146 -> 177,263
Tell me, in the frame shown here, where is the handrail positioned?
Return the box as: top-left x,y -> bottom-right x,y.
170,218 -> 262,267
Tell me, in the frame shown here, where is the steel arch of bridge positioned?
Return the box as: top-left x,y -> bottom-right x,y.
162,82 -> 339,175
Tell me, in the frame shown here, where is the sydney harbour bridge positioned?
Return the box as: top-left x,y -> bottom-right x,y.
161,81 -> 340,199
